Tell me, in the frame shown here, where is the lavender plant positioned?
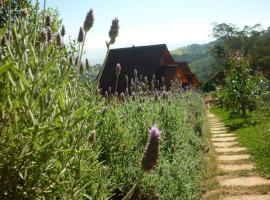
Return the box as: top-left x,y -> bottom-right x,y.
0,2 -> 208,200
0,3 -> 118,199
96,87 -> 206,199
141,125 -> 161,172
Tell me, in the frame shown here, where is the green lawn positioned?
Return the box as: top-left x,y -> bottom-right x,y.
211,105 -> 270,178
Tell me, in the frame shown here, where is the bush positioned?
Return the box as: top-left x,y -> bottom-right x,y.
219,54 -> 267,117
0,5 -> 112,199
93,91 -> 207,199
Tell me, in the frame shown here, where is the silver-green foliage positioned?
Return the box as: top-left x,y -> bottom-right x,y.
0,6 -> 207,200
97,91 -> 207,200
0,10 -> 111,200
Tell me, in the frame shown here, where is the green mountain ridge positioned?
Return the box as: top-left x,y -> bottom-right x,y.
170,43 -> 213,55
170,42 -> 221,83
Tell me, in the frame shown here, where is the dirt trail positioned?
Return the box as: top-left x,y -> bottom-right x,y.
204,112 -> 270,200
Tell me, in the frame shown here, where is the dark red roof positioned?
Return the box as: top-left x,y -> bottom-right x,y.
99,44 -> 199,93
177,62 -> 193,75
176,62 -> 199,86
99,44 -> 175,93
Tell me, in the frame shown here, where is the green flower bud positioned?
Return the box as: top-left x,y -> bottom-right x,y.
61,25 -> 65,37
144,76 -> 148,84
162,77 -> 165,85
69,56 -> 73,65
39,30 -> 47,43
108,87 -> 112,95
120,92 -> 125,102
47,27 -> 52,42
109,18 -> 119,44
134,69 -> 138,78
105,91 -> 108,99
75,56 -> 79,65
20,8 -> 28,19
77,27 -> 84,43
89,130 -> 96,143
56,33 -> 61,46
79,62 -> 84,74
154,92 -> 158,101
85,58 -> 90,71
83,9 -> 94,32
45,15 -> 51,27
116,63 -> 121,77
1,35 -> 6,46
125,75 -> 128,82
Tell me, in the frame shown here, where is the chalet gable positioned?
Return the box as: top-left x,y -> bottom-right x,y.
99,44 -> 198,93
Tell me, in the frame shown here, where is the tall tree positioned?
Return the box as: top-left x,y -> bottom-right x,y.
204,23 -> 270,91
210,23 -> 270,78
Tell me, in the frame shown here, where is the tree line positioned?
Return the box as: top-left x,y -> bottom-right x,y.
205,23 -> 270,91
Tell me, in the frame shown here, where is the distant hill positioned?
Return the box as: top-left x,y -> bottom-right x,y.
170,43 -> 212,56
170,42 -> 223,83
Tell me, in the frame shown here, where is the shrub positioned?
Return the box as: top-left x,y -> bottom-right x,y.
220,54 -> 267,117
0,5 -> 113,199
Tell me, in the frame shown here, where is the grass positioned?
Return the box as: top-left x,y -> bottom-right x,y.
211,105 -> 270,178
201,122 -> 220,200
200,109 -> 225,200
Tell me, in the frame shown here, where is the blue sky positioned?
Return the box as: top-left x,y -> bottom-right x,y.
39,0 -> 270,63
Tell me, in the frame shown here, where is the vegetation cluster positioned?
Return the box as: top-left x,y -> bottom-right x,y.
0,2 -> 208,199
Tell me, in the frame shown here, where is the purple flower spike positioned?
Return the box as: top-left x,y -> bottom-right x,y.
162,90 -> 168,99
141,124 -> 160,172
150,125 -> 160,139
